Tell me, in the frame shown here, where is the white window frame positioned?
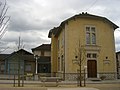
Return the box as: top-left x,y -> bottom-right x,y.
85,26 -> 96,45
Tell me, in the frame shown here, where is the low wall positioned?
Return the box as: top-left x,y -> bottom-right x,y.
0,74 -> 18,80
0,72 -> 117,81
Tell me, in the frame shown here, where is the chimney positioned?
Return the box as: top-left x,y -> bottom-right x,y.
82,12 -> 84,14
85,12 -> 87,14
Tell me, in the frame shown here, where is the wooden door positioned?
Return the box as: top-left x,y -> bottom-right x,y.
87,60 -> 97,78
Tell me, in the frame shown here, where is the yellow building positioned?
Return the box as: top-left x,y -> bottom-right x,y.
48,12 -> 119,80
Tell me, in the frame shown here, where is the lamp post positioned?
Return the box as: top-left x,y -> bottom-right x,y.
35,55 -> 39,74
34,55 -> 39,80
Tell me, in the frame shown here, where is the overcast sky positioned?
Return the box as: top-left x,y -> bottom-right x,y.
0,0 -> 120,54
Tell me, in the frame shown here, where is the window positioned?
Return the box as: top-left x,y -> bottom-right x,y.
25,64 -> 31,72
61,33 -> 64,47
0,64 -> 5,71
41,50 -> 44,56
86,33 -> 90,44
91,27 -> 95,32
87,53 -> 97,58
87,53 -> 91,58
86,27 -> 90,32
86,26 -> 96,45
92,54 -> 97,58
92,33 -> 96,44
61,55 -> 64,71
58,57 -> 60,71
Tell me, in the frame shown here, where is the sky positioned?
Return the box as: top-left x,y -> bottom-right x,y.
0,0 -> 120,54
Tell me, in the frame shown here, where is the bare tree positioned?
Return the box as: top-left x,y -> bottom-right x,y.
0,0 -> 10,39
15,36 -> 25,50
73,41 -> 86,87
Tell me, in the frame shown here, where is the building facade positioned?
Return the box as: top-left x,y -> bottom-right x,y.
0,49 -> 35,79
6,49 -> 35,75
116,51 -> 120,79
48,12 -> 119,80
0,54 -> 9,74
32,44 -> 51,76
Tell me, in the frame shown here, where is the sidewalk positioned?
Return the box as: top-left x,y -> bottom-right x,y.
0,80 -> 99,90
0,79 -> 120,90
48,88 -> 99,90
0,79 -> 120,84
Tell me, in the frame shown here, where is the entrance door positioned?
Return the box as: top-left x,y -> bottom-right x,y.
87,60 -> 97,78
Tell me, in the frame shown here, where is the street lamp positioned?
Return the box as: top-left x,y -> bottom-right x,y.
34,55 -> 39,74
